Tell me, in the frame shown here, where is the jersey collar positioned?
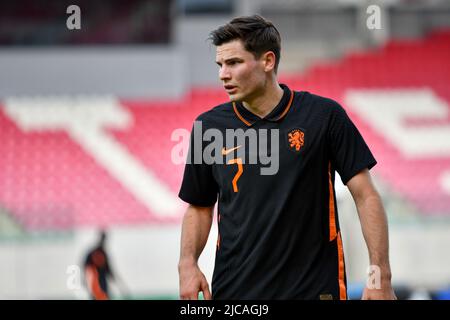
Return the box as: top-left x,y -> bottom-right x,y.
232,84 -> 294,127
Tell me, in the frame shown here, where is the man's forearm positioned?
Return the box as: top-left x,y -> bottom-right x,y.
355,192 -> 392,280
179,205 -> 214,268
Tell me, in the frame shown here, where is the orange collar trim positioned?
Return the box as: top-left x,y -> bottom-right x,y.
232,90 -> 294,126
276,90 -> 295,121
232,102 -> 252,126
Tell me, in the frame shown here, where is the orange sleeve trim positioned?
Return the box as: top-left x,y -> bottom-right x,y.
328,162 -> 337,241
275,90 -> 295,121
337,232 -> 347,300
232,102 -> 252,126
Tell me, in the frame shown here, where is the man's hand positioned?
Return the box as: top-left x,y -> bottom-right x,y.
179,262 -> 212,300
362,280 -> 397,300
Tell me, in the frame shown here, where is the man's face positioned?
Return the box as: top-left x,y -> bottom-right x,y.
215,39 -> 267,102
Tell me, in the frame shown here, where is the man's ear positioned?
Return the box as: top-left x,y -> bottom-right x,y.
262,51 -> 276,72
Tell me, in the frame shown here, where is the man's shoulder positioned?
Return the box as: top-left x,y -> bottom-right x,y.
195,101 -> 234,123
292,91 -> 347,122
298,91 -> 343,110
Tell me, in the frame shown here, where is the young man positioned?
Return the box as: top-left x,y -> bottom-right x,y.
84,230 -> 129,300
178,15 -> 396,300
84,231 -> 113,300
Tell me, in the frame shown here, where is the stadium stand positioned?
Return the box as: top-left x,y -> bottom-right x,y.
1,29 -> 449,231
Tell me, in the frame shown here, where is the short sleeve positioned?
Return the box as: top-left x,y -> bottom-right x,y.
178,122 -> 218,207
328,101 -> 377,185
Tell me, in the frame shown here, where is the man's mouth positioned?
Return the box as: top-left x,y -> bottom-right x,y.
224,85 -> 237,93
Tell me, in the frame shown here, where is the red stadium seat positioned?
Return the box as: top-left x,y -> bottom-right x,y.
0,30 -> 449,230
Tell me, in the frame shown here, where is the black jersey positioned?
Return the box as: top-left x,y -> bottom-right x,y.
179,84 -> 376,299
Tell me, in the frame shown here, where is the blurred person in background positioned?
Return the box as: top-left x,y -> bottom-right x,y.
83,230 -> 128,300
178,15 -> 396,300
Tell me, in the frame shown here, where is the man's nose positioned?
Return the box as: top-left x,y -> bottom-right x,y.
219,66 -> 231,81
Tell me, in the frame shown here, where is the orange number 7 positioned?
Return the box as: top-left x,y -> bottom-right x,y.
227,158 -> 243,193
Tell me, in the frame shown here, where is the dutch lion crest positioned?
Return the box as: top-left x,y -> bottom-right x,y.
288,129 -> 305,152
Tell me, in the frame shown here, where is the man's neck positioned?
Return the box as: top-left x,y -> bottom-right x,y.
242,82 -> 284,118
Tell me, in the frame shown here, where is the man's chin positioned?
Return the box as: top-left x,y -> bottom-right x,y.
228,93 -> 242,102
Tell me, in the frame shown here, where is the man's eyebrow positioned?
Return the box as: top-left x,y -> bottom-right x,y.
216,57 -> 243,65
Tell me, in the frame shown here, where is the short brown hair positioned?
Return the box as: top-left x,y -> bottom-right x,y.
209,15 -> 281,73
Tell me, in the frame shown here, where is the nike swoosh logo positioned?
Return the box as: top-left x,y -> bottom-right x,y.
221,145 -> 242,156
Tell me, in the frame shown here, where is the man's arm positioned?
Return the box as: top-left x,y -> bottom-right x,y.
346,169 -> 397,300
178,204 -> 214,300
